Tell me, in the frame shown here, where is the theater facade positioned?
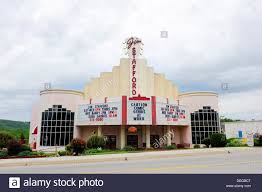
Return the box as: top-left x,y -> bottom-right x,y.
29,37 -> 220,150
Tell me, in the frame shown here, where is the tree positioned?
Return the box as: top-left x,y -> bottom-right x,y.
220,116 -> 242,122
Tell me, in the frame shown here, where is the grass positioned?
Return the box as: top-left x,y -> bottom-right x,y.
83,149 -> 138,155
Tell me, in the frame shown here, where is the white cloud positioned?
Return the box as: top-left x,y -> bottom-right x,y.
219,89 -> 262,120
0,0 -> 261,120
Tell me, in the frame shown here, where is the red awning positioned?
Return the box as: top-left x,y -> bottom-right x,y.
32,126 -> 38,135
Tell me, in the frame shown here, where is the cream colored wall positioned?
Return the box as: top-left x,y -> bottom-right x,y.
84,58 -> 179,99
179,92 -> 219,113
29,89 -> 84,149
224,121 -> 262,139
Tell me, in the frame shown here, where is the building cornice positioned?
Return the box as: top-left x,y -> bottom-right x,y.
179,91 -> 218,97
40,89 -> 84,96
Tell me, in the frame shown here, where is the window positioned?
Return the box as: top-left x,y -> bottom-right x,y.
40,105 -> 74,146
190,106 -> 220,144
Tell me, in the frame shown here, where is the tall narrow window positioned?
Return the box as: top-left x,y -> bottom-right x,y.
40,105 -> 74,146
191,106 -> 220,144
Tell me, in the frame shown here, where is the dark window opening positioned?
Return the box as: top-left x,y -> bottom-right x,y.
190,106 -> 219,144
150,135 -> 160,147
105,135 -> 116,149
40,105 -> 74,146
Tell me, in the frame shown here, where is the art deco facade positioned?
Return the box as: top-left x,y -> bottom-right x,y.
29,37 -> 220,150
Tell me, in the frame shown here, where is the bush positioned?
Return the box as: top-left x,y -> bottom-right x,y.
226,138 -> 236,143
226,138 -> 246,147
87,135 -> 106,149
65,144 -> 72,152
210,133 -> 227,147
20,132 -> 25,140
202,138 -> 210,148
123,146 -> 136,151
0,132 -> 14,149
70,138 -> 86,155
17,151 -> 32,157
254,138 -> 262,146
65,144 -> 72,155
0,151 -> 8,158
58,150 -> 67,156
165,145 -> 177,150
194,144 -> 200,148
7,140 -> 22,156
20,144 -> 32,152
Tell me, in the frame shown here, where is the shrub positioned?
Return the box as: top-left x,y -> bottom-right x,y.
20,144 -> 32,152
226,138 -> 236,143
194,144 -> 200,148
210,133 -> 227,147
123,146 -> 136,151
70,138 -> 86,155
58,150 -> 67,156
65,144 -> 72,155
0,151 -> 8,158
19,132 -> 26,144
165,145 -> 177,150
65,144 -> 72,152
7,140 -> 22,156
202,138 -> 210,148
254,138 -> 262,146
226,138 -> 246,147
0,132 -> 14,149
87,135 -> 106,149
17,151 -> 32,157
20,132 -> 25,140
176,144 -> 185,149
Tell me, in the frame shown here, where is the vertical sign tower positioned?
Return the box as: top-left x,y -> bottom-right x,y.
124,37 -> 144,97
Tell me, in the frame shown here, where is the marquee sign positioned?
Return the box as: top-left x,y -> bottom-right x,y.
124,37 -> 143,96
156,103 -> 188,125
76,102 -> 121,125
127,100 -> 152,125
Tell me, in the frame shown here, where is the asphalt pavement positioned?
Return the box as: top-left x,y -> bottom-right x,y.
0,148 -> 261,173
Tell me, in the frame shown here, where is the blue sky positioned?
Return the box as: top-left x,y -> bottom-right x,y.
0,0 -> 261,121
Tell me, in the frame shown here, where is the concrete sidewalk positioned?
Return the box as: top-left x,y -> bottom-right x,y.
0,147 -> 258,168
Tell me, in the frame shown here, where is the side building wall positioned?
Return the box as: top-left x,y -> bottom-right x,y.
29,89 -> 83,150
179,92 -> 220,144
224,121 -> 262,139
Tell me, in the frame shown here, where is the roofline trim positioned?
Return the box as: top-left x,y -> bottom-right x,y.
40,89 -> 84,96
179,91 -> 218,97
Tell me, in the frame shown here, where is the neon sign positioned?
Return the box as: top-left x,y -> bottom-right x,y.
123,37 -> 143,96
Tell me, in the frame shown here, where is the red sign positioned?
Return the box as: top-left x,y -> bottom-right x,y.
124,37 -> 143,96
131,47 -> 137,95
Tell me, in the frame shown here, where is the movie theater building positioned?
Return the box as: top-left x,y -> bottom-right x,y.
29,37 -> 220,150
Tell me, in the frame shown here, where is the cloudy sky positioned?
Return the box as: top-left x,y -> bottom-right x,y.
0,0 -> 261,121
